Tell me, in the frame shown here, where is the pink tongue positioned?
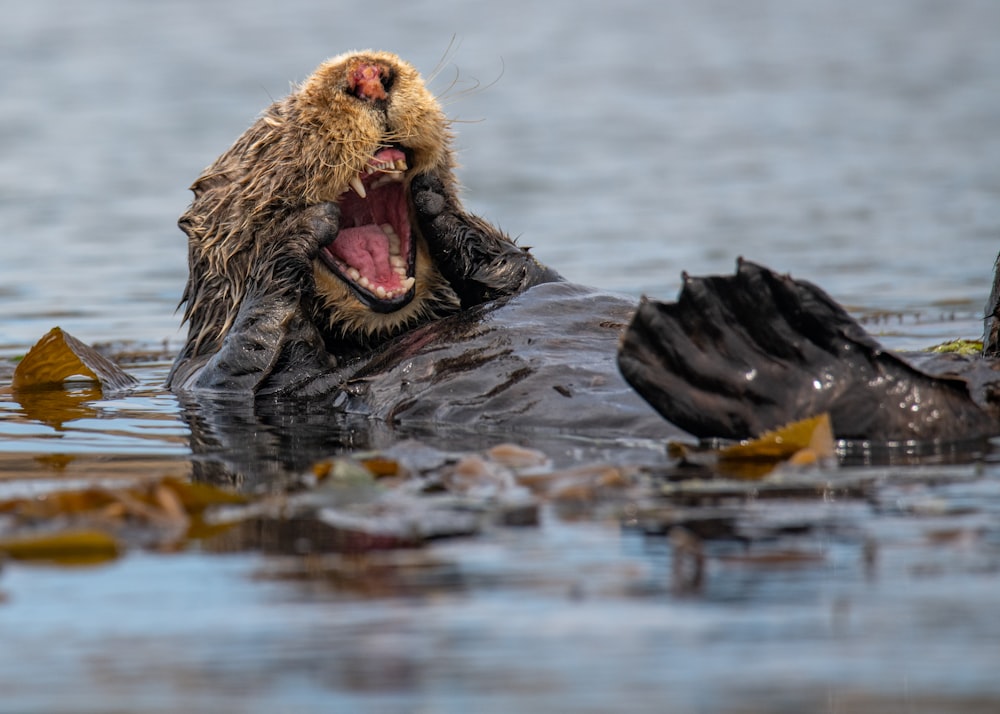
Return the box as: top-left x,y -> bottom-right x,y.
331,225 -> 392,283
370,147 -> 406,167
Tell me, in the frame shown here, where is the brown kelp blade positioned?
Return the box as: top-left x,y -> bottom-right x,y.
719,412 -> 835,465
0,529 -> 121,566
12,327 -> 137,394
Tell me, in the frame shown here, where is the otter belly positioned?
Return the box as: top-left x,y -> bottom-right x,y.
284,282 -> 675,440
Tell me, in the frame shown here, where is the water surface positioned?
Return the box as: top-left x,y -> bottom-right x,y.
1,0 -> 999,711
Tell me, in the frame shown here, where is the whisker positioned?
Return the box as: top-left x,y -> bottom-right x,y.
433,64 -> 463,103
446,117 -> 487,125
436,56 -> 505,106
426,34 -> 462,84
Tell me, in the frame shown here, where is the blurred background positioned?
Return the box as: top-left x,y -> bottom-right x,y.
2,0 -> 999,351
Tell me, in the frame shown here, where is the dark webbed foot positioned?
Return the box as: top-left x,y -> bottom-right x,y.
618,259 -> 996,442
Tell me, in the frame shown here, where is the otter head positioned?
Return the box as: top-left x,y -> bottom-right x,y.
297,52 -> 457,337
178,51 -> 460,362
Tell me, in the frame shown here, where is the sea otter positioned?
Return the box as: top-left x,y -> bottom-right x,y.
166,50 -> 667,438
168,50 -> 1000,446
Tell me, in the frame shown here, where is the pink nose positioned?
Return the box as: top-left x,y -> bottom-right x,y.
348,62 -> 389,101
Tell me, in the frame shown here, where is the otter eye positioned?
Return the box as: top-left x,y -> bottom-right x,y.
347,63 -> 393,102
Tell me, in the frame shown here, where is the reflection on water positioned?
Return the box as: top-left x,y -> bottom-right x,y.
0,353 -> 998,712
0,364 -> 188,456
2,0 -> 1000,711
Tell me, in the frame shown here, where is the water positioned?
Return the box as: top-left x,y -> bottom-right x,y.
1,0 -> 1000,711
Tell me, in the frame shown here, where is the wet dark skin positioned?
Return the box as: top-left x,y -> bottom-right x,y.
618,254 -> 1000,442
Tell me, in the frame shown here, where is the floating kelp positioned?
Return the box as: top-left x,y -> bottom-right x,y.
0,529 -> 120,566
0,438 -> 647,567
12,327 -> 137,395
0,446 -> 525,565
666,413 -> 835,480
0,475 -> 247,562
718,412 -> 835,475
926,339 -> 984,356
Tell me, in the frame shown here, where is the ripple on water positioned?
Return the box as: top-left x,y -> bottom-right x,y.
0,363 -> 189,459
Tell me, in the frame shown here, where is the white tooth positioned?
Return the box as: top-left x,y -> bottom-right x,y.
390,255 -> 405,269
347,267 -> 361,281
401,276 -> 416,291
349,176 -> 367,199
359,276 -> 370,288
365,166 -> 376,175
380,223 -> 396,236
375,285 -> 387,298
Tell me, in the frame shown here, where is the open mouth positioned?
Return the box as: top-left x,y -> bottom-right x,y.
318,147 -> 416,313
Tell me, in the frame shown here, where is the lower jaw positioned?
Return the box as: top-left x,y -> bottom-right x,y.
358,288 -> 416,314
331,270 -> 416,314
315,256 -> 416,313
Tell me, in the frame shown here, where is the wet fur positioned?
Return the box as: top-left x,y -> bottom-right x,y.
176,51 -> 459,365
170,51 -> 559,393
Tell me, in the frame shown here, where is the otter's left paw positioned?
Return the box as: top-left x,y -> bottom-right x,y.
412,172 -> 464,253
411,171 -> 503,257
411,172 -> 449,220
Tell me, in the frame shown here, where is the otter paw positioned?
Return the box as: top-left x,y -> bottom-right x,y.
411,173 -> 448,218
412,172 -> 479,253
301,202 -> 341,250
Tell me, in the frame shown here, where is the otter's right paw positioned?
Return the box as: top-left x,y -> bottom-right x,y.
299,202 -> 341,256
273,202 -> 341,260
254,203 -> 340,289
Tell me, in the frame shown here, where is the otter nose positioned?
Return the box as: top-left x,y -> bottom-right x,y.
348,62 -> 391,102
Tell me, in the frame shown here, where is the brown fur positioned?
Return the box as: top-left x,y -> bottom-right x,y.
177,50 -> 462,361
